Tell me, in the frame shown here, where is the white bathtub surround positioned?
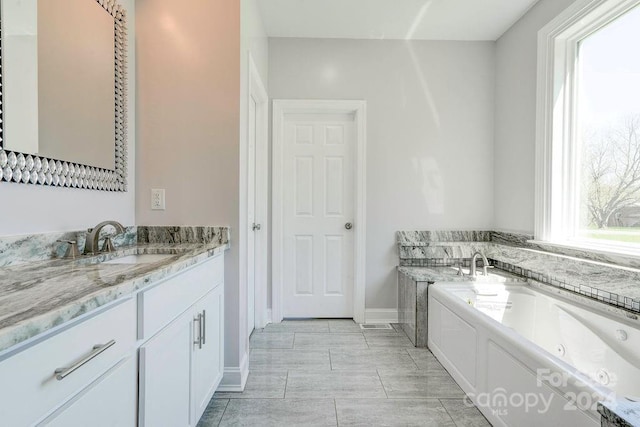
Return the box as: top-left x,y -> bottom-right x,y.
398,266 -> 527,284
397,230 -> 640,315
429,281 -> 640,427
398,266 -> 524,347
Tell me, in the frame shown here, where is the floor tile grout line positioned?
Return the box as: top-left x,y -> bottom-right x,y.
404,348 -> 420,370
216,398 -> 230,427
376,369 -> 389,399
438,398 -> 461,427
285,369 -> 290,398
362,331 -> 371,349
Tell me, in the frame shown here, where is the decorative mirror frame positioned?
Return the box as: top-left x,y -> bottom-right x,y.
0,0 -> 128,191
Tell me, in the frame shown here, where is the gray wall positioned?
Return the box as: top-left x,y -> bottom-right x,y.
493,0 -> 577,233
136,0 -> 243,372
269,38 -> 496,310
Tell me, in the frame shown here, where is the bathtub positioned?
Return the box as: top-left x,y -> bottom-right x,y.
428,281 -> 640,427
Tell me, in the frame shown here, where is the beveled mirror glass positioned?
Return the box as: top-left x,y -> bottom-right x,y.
0,0 -> 128,191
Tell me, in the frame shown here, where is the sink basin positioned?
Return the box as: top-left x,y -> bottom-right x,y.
102,254 -> 174,265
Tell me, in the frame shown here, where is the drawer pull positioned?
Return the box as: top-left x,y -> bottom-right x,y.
54,340 -> 116,381
201,310 -> 206,345
194,314 -> 203,349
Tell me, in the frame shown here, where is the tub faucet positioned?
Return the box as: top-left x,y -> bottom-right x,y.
84,221 -> 125,255
469,252 -> 489,276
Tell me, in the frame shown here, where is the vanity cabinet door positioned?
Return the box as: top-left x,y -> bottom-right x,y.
39,356 -> 137,427
139,312 -> 193,427
192,284 -> 225,421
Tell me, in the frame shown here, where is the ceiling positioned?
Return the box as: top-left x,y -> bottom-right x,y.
257,0 -> 541,41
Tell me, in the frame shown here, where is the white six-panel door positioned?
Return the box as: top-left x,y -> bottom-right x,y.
282,113 -> 356,318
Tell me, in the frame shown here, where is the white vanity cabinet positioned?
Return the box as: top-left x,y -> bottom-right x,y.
138,254 -> 225,427
0,251 -> 225,427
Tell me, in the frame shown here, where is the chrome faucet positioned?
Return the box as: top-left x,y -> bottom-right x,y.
469,252 -> 490,276
84,221 -> 125,255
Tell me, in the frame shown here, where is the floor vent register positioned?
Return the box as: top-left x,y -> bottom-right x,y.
359,324 -> 393,330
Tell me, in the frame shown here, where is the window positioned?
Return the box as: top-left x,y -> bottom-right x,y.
536,0 -> 640,255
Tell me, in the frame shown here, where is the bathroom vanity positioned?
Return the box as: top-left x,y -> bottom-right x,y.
0,232 -> 228,426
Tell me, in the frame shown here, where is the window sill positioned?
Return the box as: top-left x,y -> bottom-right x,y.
527,239 -> 640,268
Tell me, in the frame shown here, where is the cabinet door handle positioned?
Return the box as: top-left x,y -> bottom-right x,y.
194,314 -> 202,349
201,310 -> 206,345
54,340 -> 116,381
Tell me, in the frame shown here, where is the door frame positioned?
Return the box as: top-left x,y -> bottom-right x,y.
243,53 -> 269,331
271,99 -> 367,324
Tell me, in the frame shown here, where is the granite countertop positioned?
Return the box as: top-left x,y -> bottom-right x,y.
397,265 -> 526,284
0,241 -> 229,354
598,399 -> 640,427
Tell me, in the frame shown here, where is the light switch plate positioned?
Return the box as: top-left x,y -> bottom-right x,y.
151,189 -> 165,210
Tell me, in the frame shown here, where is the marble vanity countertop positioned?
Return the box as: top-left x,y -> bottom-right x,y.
397,266 -> 526,284
0,241 -> 229,354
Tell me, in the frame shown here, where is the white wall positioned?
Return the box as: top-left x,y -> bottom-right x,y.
269,38 -> 495,309
0,0 -> 136,236
493,0 -> 577,234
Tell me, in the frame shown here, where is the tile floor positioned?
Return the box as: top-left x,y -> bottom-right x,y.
198,319 -> 491,427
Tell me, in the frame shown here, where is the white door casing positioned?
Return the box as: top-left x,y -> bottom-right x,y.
247,90 -> 257,336
272,100 -> 367,322
243,53 -> 269,332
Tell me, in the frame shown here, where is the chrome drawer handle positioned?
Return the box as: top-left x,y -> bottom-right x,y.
54,340 -> 116,381
194,313 -> 203,349
201,310 -> 206,345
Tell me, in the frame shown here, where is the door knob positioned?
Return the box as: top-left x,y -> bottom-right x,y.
252,223 -> 262,231
345,223 -> 353,230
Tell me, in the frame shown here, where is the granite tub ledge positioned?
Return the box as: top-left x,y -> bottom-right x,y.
397,266 -> 526,284
0,241 -> 230,354
598,399 -> 640,427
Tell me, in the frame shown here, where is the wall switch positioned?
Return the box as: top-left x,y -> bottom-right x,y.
151,189 -> 165,210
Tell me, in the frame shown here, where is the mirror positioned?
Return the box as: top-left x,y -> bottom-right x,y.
0,0 -> 128,191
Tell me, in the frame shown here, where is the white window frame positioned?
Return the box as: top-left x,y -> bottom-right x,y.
535,0 -> 640,256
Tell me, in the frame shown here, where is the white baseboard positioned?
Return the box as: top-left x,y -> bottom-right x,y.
364,309 -> 398,324
254,308 -> 272,330
217,352 -> 249,392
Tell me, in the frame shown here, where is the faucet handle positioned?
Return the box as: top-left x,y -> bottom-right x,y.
57,240 -> 81,259
101,237 -> 115,253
